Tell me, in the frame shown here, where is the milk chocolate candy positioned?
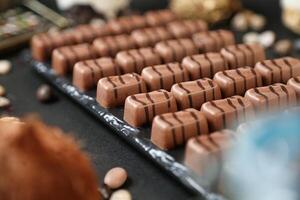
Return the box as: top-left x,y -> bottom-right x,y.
192,30 -> 235,53
145,9 -> 177,27
96,73 -> 147,108
31,24 -> 108,61
182,53 -> 229,80
52,43 -> 99,75
93,35 -> 136,57
116,47 -> 161,74
107,15 -> 147,34
141,62 -> 189,91
131,26 -> 173,48
213,67 -> 263,97
184,130 -> 236,176
254,57 -> 300,85
221,43 -> 266,69
244,84 -> 297,114
201,96 -> 255,131
154,38 -> 198,63
287,76 -> 300,102
171,78 -> 222,110
167,19 -> 208,38
151,108 -> 209,150
73,57 -> 119,91
124,90 -> 177,127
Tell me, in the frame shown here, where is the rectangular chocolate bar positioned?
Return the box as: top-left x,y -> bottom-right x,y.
72,57 -> 119,91
93,34 -> 136,57
244,84 -> 297,113
184,130 -> 236,176
131,26 -> 173,48
192,30 -> 235,53
220,43 -> 265,69
145,9 -> 177,26
106,15 -> 147,35
151,108 -> 209,150
166,19 -> 208,38
141,62 -> 189,91
124,90 -> 177,127
154,38 -> 198,63
115,47 -> 162,74
254,57 -> 300,85
201,96 -> 255,131
52,43 -> 99,75
182,53 -> 229,80
171,78 -> 222,110
213,67 -> 263,97
96,73 -> 147,108
287,76 -> 300,102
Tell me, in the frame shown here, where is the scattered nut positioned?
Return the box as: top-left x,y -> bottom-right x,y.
231,12 -> 248,31
274,39 -> 293,56
36,84 -> 55,103
104,167 -> 128,189
249,14 -> 266,31
110,189 -> 132,200
0,85 -> 5,96
259,31 -> 276,48
243,32 -> 259,44
0,60 -> 11,75
0,97 -> 10,108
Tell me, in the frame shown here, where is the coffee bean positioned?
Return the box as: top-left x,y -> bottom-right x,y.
274,39 -> 293,56
109,189 -> 132,200
0,85 -> 5,96
104,167 -> 127,189
0,97 -> 10,108
0,60 -> 11,75
249,14 -> 266,31
243,32 -> 259,44
36,84 -> 55,103
259,31 -> 276,48
231,12 -> 248,31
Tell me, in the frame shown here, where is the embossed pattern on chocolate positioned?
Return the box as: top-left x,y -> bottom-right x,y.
213,67 -> 263,97
254,57 -> 300,85
151,108 -> 209,150
141,62 -> 189,91
145,9 -> 177,26
287,76 -> 300,102
171,78 -> 222,110
167,19 -> 208,38
201,96 -> 255,131
124,90 -> 177,127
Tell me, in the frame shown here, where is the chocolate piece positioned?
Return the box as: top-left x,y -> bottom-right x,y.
182,53 -> 229,80
151,108 -> 209,150
96,73 -> 147,108
167,19 -> 208,38
115,47 -> 161,74
52,43 -> 99,75
171,78 -> 222,110
145,9 -> 177,27
31,24 -> 108,61
201,96 -> 255,131
93,35 -> 136,57
220,43 -> 266,69
154,38 -> 198,63
124,90 -> 177,127
287,76 -> 300,102
131,26 -> 173,48
141,62 -> 189,91
213,67 -> 263,97
244,84 -> 297,113
254,57 -> 300,85
184,130 -> 236,176
192,30 -> 235,53
73,57 -> 119,91
107,15 -> 147,35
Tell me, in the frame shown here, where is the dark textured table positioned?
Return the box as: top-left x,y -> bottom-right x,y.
1,0 -> 298,199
